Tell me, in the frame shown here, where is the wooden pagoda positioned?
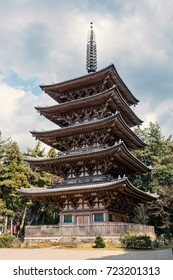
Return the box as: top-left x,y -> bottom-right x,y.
19,24 -> 157,241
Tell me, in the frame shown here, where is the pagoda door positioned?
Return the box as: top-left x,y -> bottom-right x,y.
77,215 -> 89,225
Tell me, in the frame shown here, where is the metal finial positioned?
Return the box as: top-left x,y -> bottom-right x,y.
86,22 -> 97,73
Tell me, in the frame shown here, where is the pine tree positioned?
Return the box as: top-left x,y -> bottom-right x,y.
25,140 -> 53,188
24,141 -> 58,225
129,122 -> 173,235
0,139 -> 29,233
26,140 -> 46,158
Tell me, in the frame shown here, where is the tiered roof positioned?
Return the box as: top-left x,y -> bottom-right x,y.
20,63 -> 156,203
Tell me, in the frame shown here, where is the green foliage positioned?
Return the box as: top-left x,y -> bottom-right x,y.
47,147 -> 57,158
0,131 -> 12,159
22,141 -> 58,226
135,123 -> 171,168
25,201 -> 59,225
1,121 -> 173,236
93,236 -> 106,248
128,122 -> 173,234
120,232 -> 152,249
0,132 -> 58,233
0,234 -> 15,248
25,140 -> 54,188
0,141 -> 29,209
132,122 -> 172,191
26,140 -> 46,158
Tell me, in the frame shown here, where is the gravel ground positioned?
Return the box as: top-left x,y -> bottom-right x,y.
0,247 -> 173,260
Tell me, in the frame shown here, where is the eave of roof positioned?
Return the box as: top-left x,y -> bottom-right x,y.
36,86 -> 142,127
40,64 -> 138,105
109,65 -> 139,104
26,141 -> 151,173
35,86 -> 113,112
31,112 -> 146,149
19,178 -> 158,201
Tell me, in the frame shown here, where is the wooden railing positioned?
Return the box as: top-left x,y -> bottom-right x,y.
25,223 -> 155,238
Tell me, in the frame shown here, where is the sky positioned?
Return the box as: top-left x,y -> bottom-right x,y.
0,0 -> 173,152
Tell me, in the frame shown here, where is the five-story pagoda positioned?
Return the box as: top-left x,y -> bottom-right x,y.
20,23 -> 157,240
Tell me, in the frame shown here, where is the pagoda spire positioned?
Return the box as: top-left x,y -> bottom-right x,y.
86,22 -> 97,73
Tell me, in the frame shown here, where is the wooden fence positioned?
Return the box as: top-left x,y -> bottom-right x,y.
25,223 -> 155,241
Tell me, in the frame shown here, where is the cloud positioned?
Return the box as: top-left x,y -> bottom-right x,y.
0,83 -> 56,152
134,97 -> 173,138
0,0 -> 173,85
0,0 -> 173,151
0,0 -> 90,83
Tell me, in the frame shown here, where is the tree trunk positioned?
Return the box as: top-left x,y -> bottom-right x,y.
4,215 -> 8,234
10,217 -> 13,235
19,205 -> 27,237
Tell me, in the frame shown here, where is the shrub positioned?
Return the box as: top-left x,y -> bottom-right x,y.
93,236 -> 106,248
0,234 -> 16,248
120,233 -> 152,249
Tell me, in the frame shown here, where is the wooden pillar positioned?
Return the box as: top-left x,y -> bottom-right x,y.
104,212 -> 109,222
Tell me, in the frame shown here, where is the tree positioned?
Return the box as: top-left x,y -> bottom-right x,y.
24,141 -> 58,226
25,140 -> 53,188
0,140 -> 29,233
0,135 -> 59,233
129,122 -> 173,235
0,131 -> 11,161
26,140 -> 46,158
